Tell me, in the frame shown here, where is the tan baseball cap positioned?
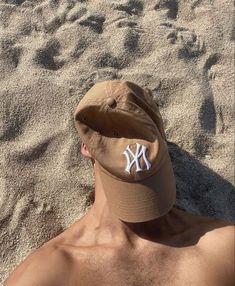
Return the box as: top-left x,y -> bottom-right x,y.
74,80 -> 176,223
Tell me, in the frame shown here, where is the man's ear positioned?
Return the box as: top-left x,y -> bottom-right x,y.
81,142 -> 92,159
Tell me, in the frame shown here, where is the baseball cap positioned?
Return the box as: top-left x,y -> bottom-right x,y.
74,80 -> 176,223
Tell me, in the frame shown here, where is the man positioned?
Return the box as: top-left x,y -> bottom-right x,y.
4,80 -> 234,286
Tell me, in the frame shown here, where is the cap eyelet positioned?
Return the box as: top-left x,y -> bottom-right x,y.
106,97 -> 117,108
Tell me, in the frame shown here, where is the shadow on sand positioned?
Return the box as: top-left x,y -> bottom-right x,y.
168,142 -> 235,222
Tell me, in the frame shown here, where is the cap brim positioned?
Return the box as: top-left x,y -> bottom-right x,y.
97,153 -> 176,223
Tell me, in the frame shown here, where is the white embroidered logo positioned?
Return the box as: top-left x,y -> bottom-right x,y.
123,143 -> 152,174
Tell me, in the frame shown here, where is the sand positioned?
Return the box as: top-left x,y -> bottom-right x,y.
0,0 -> 234,283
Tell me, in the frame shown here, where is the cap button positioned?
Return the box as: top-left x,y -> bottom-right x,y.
106,97 -> 116,108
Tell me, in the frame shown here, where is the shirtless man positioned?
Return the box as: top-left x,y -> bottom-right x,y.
4,80 -> 235,286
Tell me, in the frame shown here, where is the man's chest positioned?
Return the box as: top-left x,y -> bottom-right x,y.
65,246 -> 224,286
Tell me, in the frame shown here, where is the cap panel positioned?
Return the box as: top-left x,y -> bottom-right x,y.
74,102 -> 158,147
94,137 -> 165,182
75,102 -> 159,141
74,80 -> 166,140
118,81 -> 167,140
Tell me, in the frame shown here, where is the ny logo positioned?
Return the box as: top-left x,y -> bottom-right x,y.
123,143 -> 152,174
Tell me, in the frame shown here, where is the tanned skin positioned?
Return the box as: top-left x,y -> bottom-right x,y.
4,143 -> 235,286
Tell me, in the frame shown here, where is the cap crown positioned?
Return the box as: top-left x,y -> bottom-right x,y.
74,80 -> 168,182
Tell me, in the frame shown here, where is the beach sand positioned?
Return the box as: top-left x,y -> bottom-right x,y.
0,0 -> 234,283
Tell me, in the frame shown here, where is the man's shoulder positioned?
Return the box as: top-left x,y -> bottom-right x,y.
4,243 -> 71,286
198,217 -> 235,284
186,210 -> 235,249
200,218 -> 234,254
198,214 -> 234,243
174,207 -> 234,238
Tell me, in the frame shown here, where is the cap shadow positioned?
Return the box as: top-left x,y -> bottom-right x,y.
121,142 -> 234,248
168,142 -> 235,222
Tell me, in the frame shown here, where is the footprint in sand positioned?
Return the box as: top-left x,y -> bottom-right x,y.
92,51 -> 124,69
32,0 -> 75,34
66,6 -> 87,22
3,0 -> 27,5
177,30 -> 205,58
78,14 -> 105,34
14,139 -> 51,163
203,53 -> 221,79
0,38 -> 22,75
154,0 -> 178,20
100,1 -> 146,67
44,16 -> 63,34
106,16 -> 144,55
195,54 -> 220,139
198,96 -> 216,135
123,28 -> 140,53
9,196 -> 32,233
33,39 -> 64,70
113,0 -> 144,16
162,23 -> 205,58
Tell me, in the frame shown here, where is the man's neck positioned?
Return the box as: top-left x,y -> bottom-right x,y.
85,201 -> 176,248
80,163 -> 179,248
